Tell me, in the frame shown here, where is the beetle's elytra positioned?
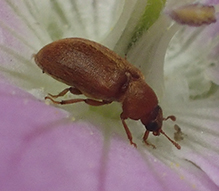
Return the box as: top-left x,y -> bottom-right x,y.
34,37 -> 180,149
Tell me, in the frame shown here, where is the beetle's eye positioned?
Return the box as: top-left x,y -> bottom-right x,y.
145,121 -> 159,132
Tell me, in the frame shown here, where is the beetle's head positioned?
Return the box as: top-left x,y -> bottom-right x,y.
145,105 -> 163,136
141,105 -> 181,149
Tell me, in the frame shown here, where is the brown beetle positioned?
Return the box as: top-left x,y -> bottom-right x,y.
34,38 -> 180,149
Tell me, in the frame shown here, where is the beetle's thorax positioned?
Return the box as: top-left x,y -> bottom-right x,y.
121,79 -> 158,120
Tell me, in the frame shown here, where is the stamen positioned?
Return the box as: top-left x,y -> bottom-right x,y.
169,3 -> 216,26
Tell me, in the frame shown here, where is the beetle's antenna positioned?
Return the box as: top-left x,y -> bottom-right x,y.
160,130 -> 181,150
163,115 -> 176,121
162,115 -> 181,149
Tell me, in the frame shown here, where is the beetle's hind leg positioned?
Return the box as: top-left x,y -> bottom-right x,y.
47,87 -> 82,98
46,96 -> 112,106
45,86 -> 112,106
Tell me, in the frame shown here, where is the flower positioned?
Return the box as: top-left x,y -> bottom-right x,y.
0,0 -> 219,191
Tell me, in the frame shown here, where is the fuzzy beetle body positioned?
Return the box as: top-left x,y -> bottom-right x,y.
34,38 -> 180,149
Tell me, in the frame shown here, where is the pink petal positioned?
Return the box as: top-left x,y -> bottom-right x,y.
0,81 -> 218,191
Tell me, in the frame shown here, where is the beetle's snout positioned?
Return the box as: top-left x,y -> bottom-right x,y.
145,121 -> 162,137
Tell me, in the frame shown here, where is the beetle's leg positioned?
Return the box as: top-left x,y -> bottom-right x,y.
47,88 -> 70,98
46,97 -> 112,106
143,131 -> 156,149
47,87 -> 82,98
69,87 -> 83,95
83,99 -> 112,106
120,114 -> 137,147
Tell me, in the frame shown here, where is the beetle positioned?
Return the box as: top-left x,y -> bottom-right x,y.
34,38 -> 181,149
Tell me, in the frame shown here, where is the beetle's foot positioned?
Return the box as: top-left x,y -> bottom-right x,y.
143,140 -> 156,149
130,141 -> 137,148
45,96 -> 61,104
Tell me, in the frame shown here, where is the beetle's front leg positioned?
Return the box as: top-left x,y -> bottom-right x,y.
120,113 -> 137,148
143,131 -> 156,149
